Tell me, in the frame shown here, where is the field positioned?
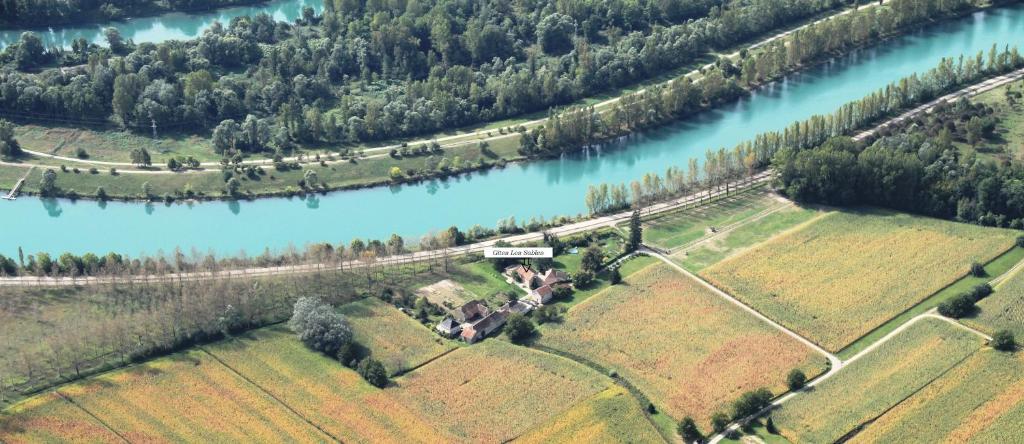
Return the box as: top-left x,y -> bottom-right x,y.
49,349 -> 326,442
703,210 -> 1016,351
205,326 -> 453,443
640,188 -> 786,251
0,392 -> 122,443
448,260 -> 523,306
966,265 -> 1024,338
671,205 -> 823,272
391,340 -> 610,443
416,279 -> 478,310
773,317 -> 984,444
538,263 -> 825,429
850,349 -> 1024,443
516,386 -> 665,444
338,298 -> 454,374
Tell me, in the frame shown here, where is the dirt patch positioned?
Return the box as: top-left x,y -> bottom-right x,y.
416,279 -> 475,312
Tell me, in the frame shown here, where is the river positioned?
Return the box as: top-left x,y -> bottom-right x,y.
0,0 -> 321,49
2,4 -> 1023,258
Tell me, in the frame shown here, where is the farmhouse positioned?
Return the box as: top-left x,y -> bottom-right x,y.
461,310 -> 509,343
538,268 -> 569,287
508,265 -> 537,284
529,285 -> 554,304
435,317 -> 462,337
454,300 -> 490,323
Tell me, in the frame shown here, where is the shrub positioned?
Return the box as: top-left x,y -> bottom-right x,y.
937,293 -> 976,319
609,267 -> 622,285
505,313 -> 536,343
787,368 -> 807,391
968,283 -> 993,301
766,416 -> 778,434
731,388 -> 773,420
677,417 -> 704,443
552,285 -> 573,300
711,412 -> 731,434
1016,236 -> 1024,248
357,357 -> 389,388
289,296 -> 353,355
991,330 -> 1015,351
970,261 -> 986,277
75,147 -> 88,159
572,270 -> 594,288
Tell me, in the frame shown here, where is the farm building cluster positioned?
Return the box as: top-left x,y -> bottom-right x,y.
434,265 -> 570,343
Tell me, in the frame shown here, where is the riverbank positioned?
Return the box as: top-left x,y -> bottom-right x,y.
0,0 -> 273,31
2,0 -> 1001,202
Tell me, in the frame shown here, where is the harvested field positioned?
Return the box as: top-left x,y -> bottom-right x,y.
205,326 -> 453,443
392,340 -> 610,443
703,210 -> 1016,351
339,298 -> 454,374
851,349 -> 1024,444
516,386 -> 665,444
0,392 -> 121,443
774,318 -> 984,444
56,350 -> 327,442
966,266 -> 1024,338
538,263 -> 825,429
415,279 -> 477,311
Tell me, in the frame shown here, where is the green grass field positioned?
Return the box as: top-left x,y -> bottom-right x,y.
516,386 -> 665,444
671,205 -> 823,272
849,348 -> 1024,443
703,209 -> 1016,351
338,298 -> 454,374
538,263 -> 825,430
640,188 -> 783,251
774,318 -> 984,444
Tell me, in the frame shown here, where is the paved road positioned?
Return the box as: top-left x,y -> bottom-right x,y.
6,1 -> 895,175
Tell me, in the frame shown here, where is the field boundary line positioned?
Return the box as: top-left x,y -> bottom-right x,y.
528,344 -> 672,444
391,346 -> 459,378
53,390 -> 131,444
196,347 -> 341,443
645,249 -> 841,366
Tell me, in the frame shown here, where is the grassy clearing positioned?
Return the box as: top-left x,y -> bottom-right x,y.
392,340 -> 610,443
538,263 -> 825,429
969,78 -> 1024,160
774,318 -> 984,444
448,259 -> 523,306
205,326 -> 453,443
703,209 -> 1016,351
14,125 -> 223,163
0,392 -> 122,443
671,205 -> 823,272
850,348 -> 1024,444
338,298 -> 454,375
840,246 -> 1024,360
57,349 -> 327,442
966,261 -> 1024,339
556,254 -> 658,309
640,189 -> 782,251
516,386 -> 665,444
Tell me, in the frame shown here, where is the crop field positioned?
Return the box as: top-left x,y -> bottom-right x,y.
0,392 -> 122,443
391,340 -> 610,443
850,349 -> 1024,443
516,386 -> 665,444
338,298 -> 454,374
703,210 -> 1016,351
671,205 -> 823,272
966,266 -> 1024,338
640,188 -> 785,251
56,349 -> 327,442
205,326 -> 453,443
773,318 -> 984,444
538,263 -> 825,429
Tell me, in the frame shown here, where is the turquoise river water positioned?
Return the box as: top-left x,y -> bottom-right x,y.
2,4 -> 1023,257
0,0 -> 321,48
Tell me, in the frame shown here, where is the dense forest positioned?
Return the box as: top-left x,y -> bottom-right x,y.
0,0 -> 264,27
6,0 -> 959,159
777,86 -> 1024,228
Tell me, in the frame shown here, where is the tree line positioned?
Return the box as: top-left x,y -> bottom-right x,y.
584,45 -> 1024,215
0,0 -> 262,27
